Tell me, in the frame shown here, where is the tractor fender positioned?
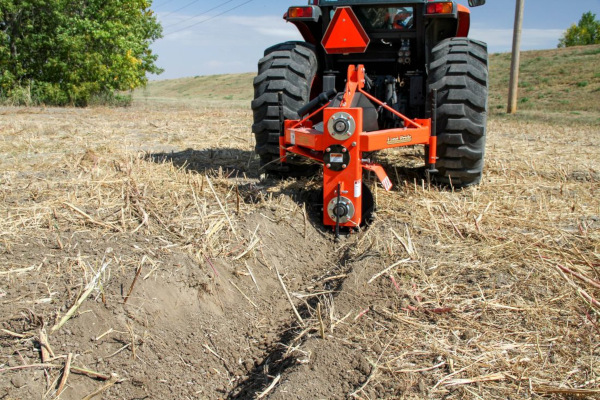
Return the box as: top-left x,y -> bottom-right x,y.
288,20 -> 318,46
456,4 -> 471,37
283,9 -> 320,47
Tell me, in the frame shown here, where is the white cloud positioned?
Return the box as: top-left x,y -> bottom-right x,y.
204,59 -> 246,69
151,14 -> 302,78
254,27 -> 299,38
151,11 -> 567,79
470,28 -> 565,52
158,14 -> 300,43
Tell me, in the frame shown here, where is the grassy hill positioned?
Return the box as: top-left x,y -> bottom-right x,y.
135,44 -> 600,119
489,45 -> 600,115
135,72 -> 255,104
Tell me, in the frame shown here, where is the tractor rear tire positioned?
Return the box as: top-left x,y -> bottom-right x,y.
428,38 -> 489,188
251,41 -> 318,176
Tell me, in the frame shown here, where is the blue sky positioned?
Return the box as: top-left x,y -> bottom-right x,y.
149,0 -> 600,79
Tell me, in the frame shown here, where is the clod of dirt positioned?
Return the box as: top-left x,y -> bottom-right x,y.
11,375 -> 27,389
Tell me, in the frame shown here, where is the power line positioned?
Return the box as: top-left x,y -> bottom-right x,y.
161,0 -> 203,19
152,0 -> 178,11
161,0 -> 237,30
164,0 -> 254,37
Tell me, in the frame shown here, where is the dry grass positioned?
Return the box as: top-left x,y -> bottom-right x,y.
0,104 -> 262,398
1,46 -> 599,399
327,114 -> 600,398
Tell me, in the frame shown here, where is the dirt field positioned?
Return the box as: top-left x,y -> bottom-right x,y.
1,87 -> 599,400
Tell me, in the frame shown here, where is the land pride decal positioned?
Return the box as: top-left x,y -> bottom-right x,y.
387,135 -> 412,145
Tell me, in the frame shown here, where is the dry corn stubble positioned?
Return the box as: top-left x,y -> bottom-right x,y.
0,85 -> 599,400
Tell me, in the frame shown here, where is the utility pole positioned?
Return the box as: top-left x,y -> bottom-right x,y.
507,0 -> 525,114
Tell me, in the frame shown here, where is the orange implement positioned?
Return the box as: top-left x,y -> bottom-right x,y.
280,64 -> 436,231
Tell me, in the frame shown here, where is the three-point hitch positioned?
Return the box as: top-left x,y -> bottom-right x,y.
279,64 -> 438,237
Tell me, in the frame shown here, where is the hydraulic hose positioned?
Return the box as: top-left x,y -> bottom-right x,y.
298,89 -> 337,118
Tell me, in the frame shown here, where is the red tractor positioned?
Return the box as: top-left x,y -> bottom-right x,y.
252,0 -> 488,234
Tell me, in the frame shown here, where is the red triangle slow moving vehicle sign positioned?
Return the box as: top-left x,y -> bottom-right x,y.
321,7 -> 370,54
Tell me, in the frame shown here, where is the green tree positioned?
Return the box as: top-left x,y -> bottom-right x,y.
558,11 -> 600,48
0,0 -> 162,105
